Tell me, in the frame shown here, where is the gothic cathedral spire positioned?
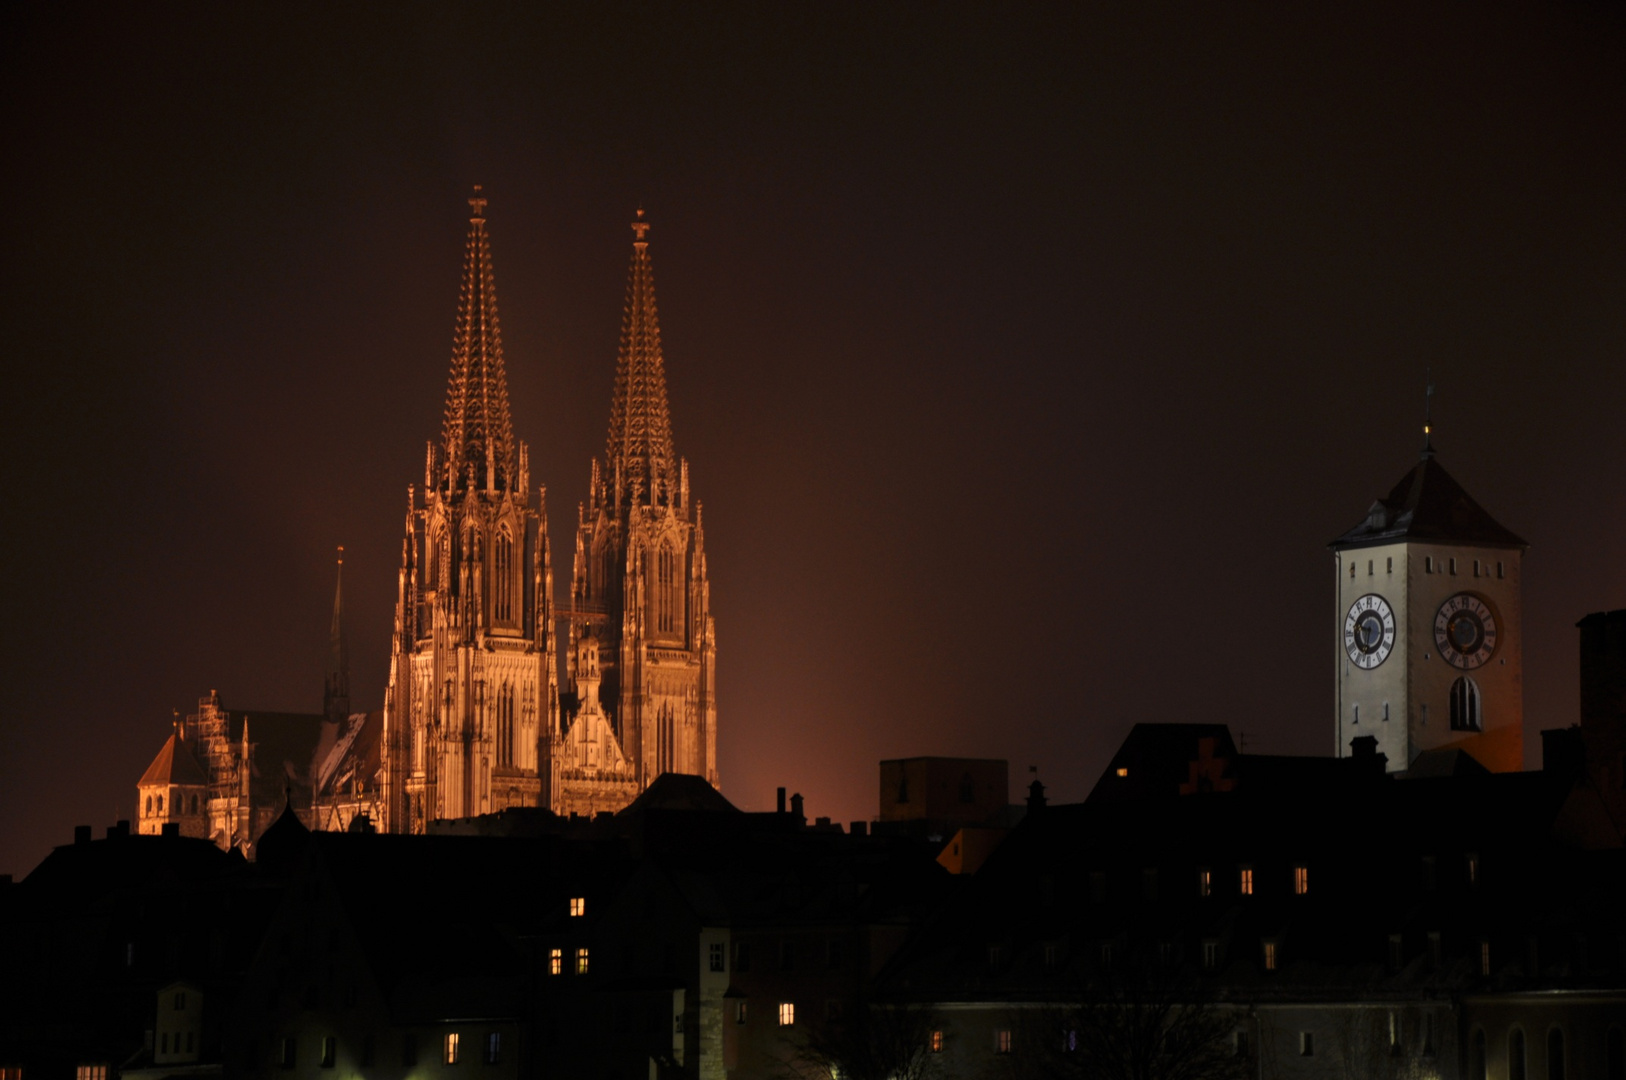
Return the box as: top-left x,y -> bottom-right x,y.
563,211 -> 718,814
378,188 -> 558,833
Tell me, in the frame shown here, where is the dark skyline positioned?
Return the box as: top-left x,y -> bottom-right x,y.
2,3 -> 1623,875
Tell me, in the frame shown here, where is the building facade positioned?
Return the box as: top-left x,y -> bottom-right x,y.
377,189 -> 558,832
562,210 -> 718,815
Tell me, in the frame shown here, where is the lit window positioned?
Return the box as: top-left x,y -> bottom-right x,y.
1293,865 -> 1308,895
77,1066 -> 109,1080
710,942 -> 726,972
1480,941 -> 1492,976
929,1030 -> 943,1054
1239,867 -> 1253,896
1300,1032 -> 1314,1057
443,1033 -> 459,1065
1115,767 -> 1128,778
569,896 -> 585,917
995,1029 -> 1013,1055
1263,942 -> 1277,970
549,948 -> 562,975
778,1002 -> 795,1027
1198,868 -> 1211,897
485,1033 -> 501,1065
575,947 -> 589,975
320,1037 -> 335,1068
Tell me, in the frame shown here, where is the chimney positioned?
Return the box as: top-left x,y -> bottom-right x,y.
790,792 -> 804,822
1350,735 -> 1379,758
1027,779 -> 1047,811
73,825 -> 91,845
776,787 -> 787,814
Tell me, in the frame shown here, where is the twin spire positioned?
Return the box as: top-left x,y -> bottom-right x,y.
437,193 -> 679,504
439,185 -> 519,493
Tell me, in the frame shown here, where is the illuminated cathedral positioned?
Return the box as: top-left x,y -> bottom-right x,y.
135,192 -> 718,846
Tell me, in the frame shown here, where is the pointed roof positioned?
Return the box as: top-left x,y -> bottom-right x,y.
605,209 -> 677,498
440,186 -> 519,493
325,548 -> 349,714
1332,451 -> 1527,551
139,731 -> 208,787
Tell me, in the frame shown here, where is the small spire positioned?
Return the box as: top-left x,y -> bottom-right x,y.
325,546 -> 350,724
1421,366 -> 1436,458
469,184 -> 487,221
632,206 -> 650,244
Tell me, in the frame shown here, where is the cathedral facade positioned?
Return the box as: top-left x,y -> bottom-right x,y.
136,192 -> 720,845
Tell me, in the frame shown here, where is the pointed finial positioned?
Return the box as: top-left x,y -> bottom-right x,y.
1422,366 -> 1435,457
337,544 -> 344,567
469,184 -> 488,221
631,206 -> 650,245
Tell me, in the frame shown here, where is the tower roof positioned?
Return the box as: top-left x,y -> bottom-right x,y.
605,209 -> 676,498
440,187 -> 518,492
1332,452 -> 1527,551
139,731 -> 208,787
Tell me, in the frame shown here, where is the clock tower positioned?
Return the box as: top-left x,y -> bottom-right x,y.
1331,438 -> 1527,773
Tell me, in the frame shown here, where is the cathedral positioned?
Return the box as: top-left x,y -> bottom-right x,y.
136,191 -> 718,848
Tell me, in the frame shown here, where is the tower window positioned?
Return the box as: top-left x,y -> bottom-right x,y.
1300,1032 -> 1314,1057
443,1033 -> 459,1065
1353,704 -> 1359,724
493,529 -> 513,621
1497,561 -> 1505,579
1198,867 -> 1211,897
656,544 -> 679,634
1386,557 -> 1393,574
1474,558 -> 1482,577
1293,865 -> 1308,895
569,896 -> 585,917
1480,941 -> 1491,976
549,948 -> 562,975
1383,702 -> 1390,721
496,683 -> 515,768
1239,867 -> 1253,896
1510,1028 -> 1527,1080
1262,941 -> 1277,970
1202,940 -> 1219,970
575,947 -> 589,974
1425,556 -> 1434,573
1450,557 -> 1457,574
1450,677 -> 1482,732
1349,562 -> 1356,579
1367,560 -> 1373,576
778,1002 -> 795,1027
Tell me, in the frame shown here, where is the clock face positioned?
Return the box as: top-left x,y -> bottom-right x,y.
1435,593 -> 1497,669
1344,594 -> 1396,669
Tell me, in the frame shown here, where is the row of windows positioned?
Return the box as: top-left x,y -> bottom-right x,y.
547,947 -> 590,975
278,1032 -> 504,1069
158,1031 -> 195,1055
143,793 -> 202,816
1348,557 -> 1505,578
731,937 -> 847,972
1351,677 -> 1484,731
1468,1025 -> 1626,1080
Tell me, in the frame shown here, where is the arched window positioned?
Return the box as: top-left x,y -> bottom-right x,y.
493,528 -> 513,621
1469,1029 -> 1487,1080
157,794 -> 164,813
1548,1028 -> 1566,1080
191,794 -> 199,813
1509,1028 -> 1527,1080
145,795 -> 153,815
1450,677 -> 1482,732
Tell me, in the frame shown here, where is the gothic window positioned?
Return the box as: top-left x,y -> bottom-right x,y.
496,683 -> 514,768
493,528 -> 513,621
1450,677 -> 1482,732
146,796 -> 153,815
1470,1029 -> 1487,1080
158,795 -> 164,814
190,795 -> 199,813
1548,1029 -> 1566,1080
656,544 -> 679,634
1509,1028 -> 1527,1080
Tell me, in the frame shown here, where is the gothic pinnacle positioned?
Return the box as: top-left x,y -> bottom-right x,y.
604,208 -> 676,506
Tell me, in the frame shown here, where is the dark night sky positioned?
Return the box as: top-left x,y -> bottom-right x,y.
2,3 -> 1623,876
